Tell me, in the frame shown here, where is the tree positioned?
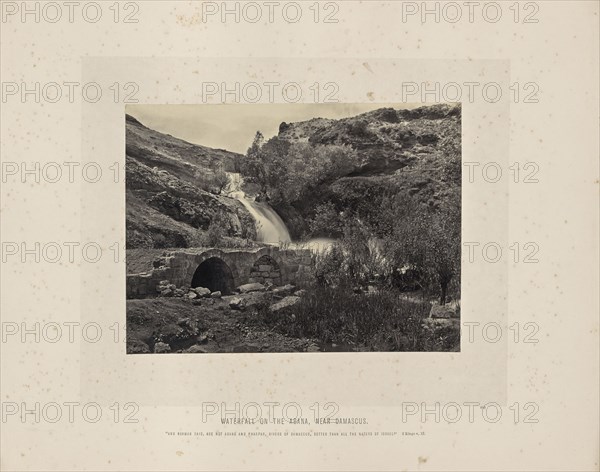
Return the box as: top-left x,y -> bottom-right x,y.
239,134 -> 359,207
382,193 -> 460,304
195,169 -> 230,195
240,131 -> 267,187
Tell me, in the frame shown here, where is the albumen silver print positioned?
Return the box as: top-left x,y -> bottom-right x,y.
125,103 -> 461,354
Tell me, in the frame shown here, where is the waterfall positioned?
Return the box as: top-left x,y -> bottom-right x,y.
225,173 -> 291,244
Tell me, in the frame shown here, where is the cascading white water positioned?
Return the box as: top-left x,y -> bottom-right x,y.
226,173 -> 291,244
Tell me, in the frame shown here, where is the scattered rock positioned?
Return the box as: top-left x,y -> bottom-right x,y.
272,284 -> 296,296
191,299 -> 203,306
160,289 -> 173,297
270,296 -> 301,313
185,345 -> 208,353
294,289 -> 307,297
210,291 -> 222,298
127,339 -> 150,354
306,343 -> 320,352
237,283 -> 266,293
154,342 -> 171,353
422,318 -> 458,329
173,288 -> 185,297
193,287 -> 211,298
228,292 -> 271,310
229,297 -> 244,310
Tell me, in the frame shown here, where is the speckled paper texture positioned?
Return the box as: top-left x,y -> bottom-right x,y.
1,2 -> 598,471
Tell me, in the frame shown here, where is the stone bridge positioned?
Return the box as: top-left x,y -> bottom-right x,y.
126,246 -> 314,299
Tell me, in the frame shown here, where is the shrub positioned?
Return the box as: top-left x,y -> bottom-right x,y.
195,169 -> 230,195
309,201 -> 341,237
258,285 -> 434,351
202,214 -> 225,247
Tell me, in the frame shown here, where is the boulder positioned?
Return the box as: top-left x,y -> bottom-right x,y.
294,289 -> 307,297
270,296 -> 301,313
156,281 -> 170,293
229,297 -> 245,310
173,288 -> 185,297
422,318 -> 459,330
229,292 -> 271,310
272,284 -> 295,296
177,318 -> 199,333
237,283 -> 266,293
429,305 -> 455,319
154,342 -> 171,353
160,289 -> 173,297
193,287 -> 211,298
185,345 -> 208,353
127,339 -> 150,354
210,291 -> 222,298
188,291 -> 198,299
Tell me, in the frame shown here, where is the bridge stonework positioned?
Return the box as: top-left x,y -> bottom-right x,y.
126,247 -> 314,299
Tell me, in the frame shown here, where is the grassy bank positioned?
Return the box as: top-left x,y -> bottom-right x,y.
258,286 -> 459,352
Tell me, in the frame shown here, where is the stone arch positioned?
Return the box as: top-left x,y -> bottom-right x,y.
249,254 -> 282,286
191,257 -> 235,294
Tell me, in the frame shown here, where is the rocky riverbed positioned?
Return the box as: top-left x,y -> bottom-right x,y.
127,279 -> 460,353
126,281 -> 328,353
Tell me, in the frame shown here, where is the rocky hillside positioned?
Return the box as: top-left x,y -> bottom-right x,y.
279,103 -> 460,176
273,104 -> 462,237
126,115 -> 256,248
126,104 -> 461,246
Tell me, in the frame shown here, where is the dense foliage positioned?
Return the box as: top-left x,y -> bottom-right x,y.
194,168 -> 229,195
312,193 -> 460,305
237,105 -> 461,305
239,131 -> 360,205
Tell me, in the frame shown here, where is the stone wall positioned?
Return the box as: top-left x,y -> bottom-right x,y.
126,246 -> 313,299
248,255 -> 282,285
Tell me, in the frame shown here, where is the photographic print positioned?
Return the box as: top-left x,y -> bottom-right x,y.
125,103 -> 462,354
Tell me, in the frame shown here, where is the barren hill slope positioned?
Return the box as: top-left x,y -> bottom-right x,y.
126,115 -> 256,248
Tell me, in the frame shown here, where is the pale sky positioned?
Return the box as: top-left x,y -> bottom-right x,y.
126,103 -> 422,154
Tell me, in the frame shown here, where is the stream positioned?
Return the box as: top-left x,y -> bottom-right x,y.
226,172 -> 334,252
